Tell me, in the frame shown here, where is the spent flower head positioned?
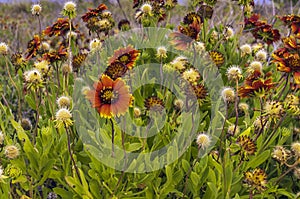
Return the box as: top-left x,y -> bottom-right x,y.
221,87 -> 235,103
255,49 -> 267,62
0,42 -> 8,55
62,1 -> 76,19
55,108 -> 73,128
141,3 -> 152,14
57,96 -> 71,108
0,131 -> 4,145
156,46 -> 167,59
5,145 -> 19,159
194,42 -> 206,53
31,4 -> 42,15
89,38 -> 102,52
224,26 -> 234,40
272,146 -> 290,164
227,65 -> 243,81
196,133 -> 211,149
291,142 -> 300,157
239,102 -> 249,112
21,118 -> 32,131
240,44 -> 252,56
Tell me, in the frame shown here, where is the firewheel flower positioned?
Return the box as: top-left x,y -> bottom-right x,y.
85,75 -> 132,118
108,45 -> 140,70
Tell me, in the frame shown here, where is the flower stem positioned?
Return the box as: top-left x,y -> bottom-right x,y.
66,126 -> 81,183
110,118 -> 115,157
5,56 -> 22,121
232,79 -> 239,136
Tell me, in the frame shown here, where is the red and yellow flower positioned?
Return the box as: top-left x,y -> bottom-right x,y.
239,77 -> 276,98
85,75 -> 132,118
272,36 -> 300,84
108,45 -> 140,69
244,14 -> 280,44
43,18 -> 77,37
25,34 -> 41,60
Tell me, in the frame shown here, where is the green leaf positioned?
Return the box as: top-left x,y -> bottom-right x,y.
25,95 -> 36,110
246,150 -> 270,169
190,172 -> 200,186
182,159 -> 190,173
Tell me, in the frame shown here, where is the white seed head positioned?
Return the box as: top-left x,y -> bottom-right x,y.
24,69 -> 42,84
0,42 -> 8,55
5,145 -> 19,159
240,44 -> 252,55
291,142 -> 300,157
221,87 -> 235,103
156,46 -> 167,59
141,3 -> 152,14
226,65 -> 242,81
64,1 -> 76,12
255,50 -> 267,62
31,4 -> 42,15
55,108 -> 72,122
196,133 -> 211,149
57,96 -> 71,108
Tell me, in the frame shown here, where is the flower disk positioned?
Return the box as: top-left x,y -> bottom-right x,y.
86,75 -> 132,118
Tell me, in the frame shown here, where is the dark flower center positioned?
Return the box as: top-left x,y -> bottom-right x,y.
100,88 -> 119,104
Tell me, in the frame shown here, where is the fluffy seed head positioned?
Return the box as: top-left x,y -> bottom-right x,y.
221,87 -> 235,103
174,99 -> 184,110
255,50 -> 267,62
171,56 -> 188,71
89,38 -> 102,51
141,3 -> 152,13
21,118 -> 32,131
249,61 -> 263,74
0,131 -> 4,145
57,96 -> 71,108
156,46 -> 167,59
134,107 -> 141,117
224,26 -> 234,39
41,42 -> 50,51
239,102 -> 249,112
5,145 -> 19,159
0,42 -> 8,55
81,86 -> 90,95
228,125 -> 239,135
64,1 -> 76,12
31,4 -> 42,15
272,146 -> 290,164
194,42 -> 206,53
56,108 -> 72,121
240,44 -> 252,55
62,63 -> 73,75
24,69 -> 42,84
291,142 -> 300,157
196,133 -> 211,149
227,65 -> 242,81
